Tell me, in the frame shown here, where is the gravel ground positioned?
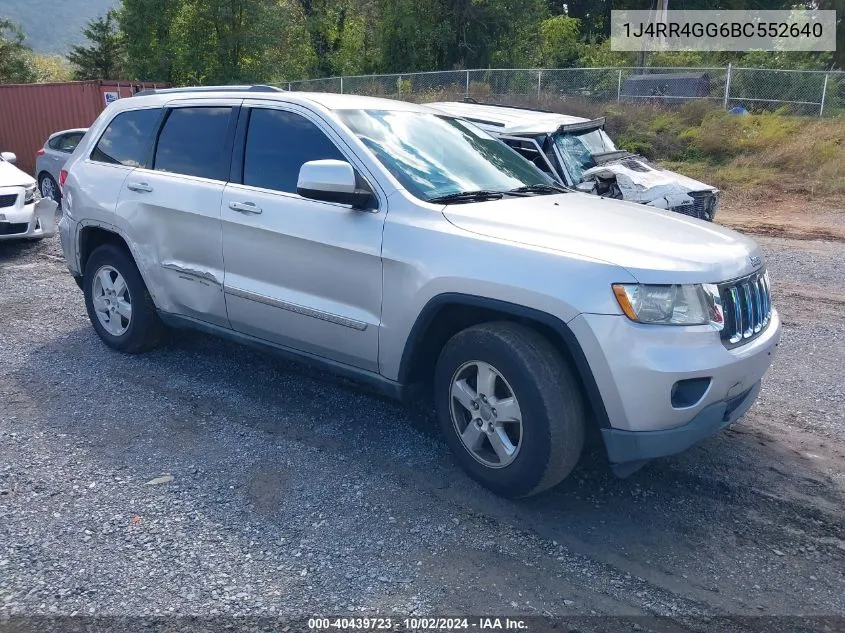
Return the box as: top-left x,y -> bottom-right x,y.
1,233 -> 843,631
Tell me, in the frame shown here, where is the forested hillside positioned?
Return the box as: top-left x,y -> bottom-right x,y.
2,0 -> 116,53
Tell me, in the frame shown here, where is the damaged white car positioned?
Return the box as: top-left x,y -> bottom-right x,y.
429,101 -> 719,221
0,151 -> 58,241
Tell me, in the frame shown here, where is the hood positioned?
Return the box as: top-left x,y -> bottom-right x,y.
581,157 -> 715,209
441,192 -> 763,284
0,158 -> 35,188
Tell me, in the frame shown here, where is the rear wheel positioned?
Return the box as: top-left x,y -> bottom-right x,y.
434,322 -> 585,498
83,244 -> 164,353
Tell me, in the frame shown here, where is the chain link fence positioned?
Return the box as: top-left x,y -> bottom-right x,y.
286,66 -> 845,116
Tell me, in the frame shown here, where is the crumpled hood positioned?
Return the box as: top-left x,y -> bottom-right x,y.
581,157 -> 715,209
442,192 -> 763,284
0,159 -> 35,188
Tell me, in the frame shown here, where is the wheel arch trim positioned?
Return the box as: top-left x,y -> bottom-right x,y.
398,292 -> 611,428
76,220 -> 159,307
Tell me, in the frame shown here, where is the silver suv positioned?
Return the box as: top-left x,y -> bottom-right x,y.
58,86 -> 781,498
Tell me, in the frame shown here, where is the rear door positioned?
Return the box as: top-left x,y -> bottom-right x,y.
221,103 -> 385,371
114,100 -> 240,327
70,107 -> 162,229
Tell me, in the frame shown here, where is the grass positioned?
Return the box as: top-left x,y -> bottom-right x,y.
566,100 -> 845,197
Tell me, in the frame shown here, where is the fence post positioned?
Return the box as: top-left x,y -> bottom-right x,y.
723,63 -> 732,110
820,73 -> 829,116
466,70 -> 470,97
537,70 -> 542,102
340,76 -> 344,94
287,82 -> 292,91
617,69 -> 622,102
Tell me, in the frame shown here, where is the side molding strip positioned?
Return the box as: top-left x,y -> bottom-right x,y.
224,286 -> 368,331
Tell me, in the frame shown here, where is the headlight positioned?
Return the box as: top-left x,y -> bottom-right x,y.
612,283 -> 724,329
24,184 -> 39,205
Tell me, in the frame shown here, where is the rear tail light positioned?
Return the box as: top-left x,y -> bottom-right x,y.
59,169 -> 68,190
36,148 -> 45,157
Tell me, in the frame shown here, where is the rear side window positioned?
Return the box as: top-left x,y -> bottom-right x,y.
91,109 -> 161,167
243,108 -> 345,193
58,133 -> 84,152
154,107 -> 232,180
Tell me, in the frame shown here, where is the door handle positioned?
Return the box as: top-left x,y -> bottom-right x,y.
127,182 -> 153,193
229,201 -> 262,214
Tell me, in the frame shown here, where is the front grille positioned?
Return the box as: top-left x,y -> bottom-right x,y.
0,193 -> 18,209
689,190 -> 718,220
0,222 -> 29,236
718,269 -> 772,348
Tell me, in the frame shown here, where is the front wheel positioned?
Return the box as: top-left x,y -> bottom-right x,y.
434,322 -> 585,498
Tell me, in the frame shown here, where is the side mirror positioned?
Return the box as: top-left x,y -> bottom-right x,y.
1,152 -> 17,165
297,159 -> 375,209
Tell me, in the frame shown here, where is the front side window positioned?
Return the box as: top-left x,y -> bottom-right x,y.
154,107 -> 232,180
502,137 -> 556,179
336,109 -> 553,202
91,109 -> 161,167
553,128 -> 616,184
243,108 -> 345,193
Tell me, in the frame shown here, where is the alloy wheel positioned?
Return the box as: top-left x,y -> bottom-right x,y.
91,265 -> 132,336
449,360 -> 523,468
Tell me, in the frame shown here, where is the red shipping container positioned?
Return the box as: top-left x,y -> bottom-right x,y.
0,80 -> 169,177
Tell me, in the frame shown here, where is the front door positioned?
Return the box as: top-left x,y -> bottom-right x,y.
221,103 -> 385,371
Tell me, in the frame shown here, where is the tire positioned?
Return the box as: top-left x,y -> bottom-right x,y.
83,243 -> 165,353
434,321 -> 585,498
38,173 -> 61,204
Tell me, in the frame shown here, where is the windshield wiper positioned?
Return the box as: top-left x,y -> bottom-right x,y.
428,190 -> 505,204
507,183 -> 568,195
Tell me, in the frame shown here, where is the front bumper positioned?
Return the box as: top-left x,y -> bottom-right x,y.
569,309 -> 780,464
602,380 -> 760,465
0,198 -> 58,240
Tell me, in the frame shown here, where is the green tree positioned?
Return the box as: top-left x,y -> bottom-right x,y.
169,0 -> 312,84
375,0 -> 449,72
0,19 -> 36,83
295,0 -> 379,77
118,0 -> 183,82
375,0 -> 548,72
67,10 -> 124,80
536,14 -> 581,67
488,0 -> 549,68
32,55 -> 74,82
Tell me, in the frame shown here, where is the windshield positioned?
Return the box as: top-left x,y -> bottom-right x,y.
336,109 -> 554,202
553,128 -> 616,183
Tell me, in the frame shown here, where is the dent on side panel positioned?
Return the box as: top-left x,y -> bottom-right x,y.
160,261 -> 222,287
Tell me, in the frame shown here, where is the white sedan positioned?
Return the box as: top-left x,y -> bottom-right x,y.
0,151 -> 58,241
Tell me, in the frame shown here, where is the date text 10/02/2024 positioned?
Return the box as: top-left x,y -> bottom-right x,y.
308,617 -> 530,631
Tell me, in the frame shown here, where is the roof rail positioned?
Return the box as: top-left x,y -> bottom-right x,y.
133,85 -> 285,97
460,97 -> 555,114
